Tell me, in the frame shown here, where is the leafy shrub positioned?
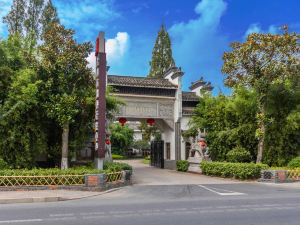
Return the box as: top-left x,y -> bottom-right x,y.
142,156 -> 150,164
0,162 -> 132,176
112,154 -> 126,160
131,140 -> 150,149
104,162 -> 132,172
176,160 -> 189,172
0,158 -> 8,169
201,161 -> 269,180
288,156 -> 300,168
226,147 -> 252,163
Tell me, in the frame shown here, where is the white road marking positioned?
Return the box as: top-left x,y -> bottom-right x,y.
0,219 -> 43,224
49,213 -> 74,217
198,185 -> 246,196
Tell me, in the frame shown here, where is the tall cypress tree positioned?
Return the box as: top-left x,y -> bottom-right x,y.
3,0 -> 58,42
24,0 -> 45,41
149,25 -> 175,78
3,0 -> 26,35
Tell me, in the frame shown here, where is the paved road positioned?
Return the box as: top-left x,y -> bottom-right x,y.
0,160 -> 299,225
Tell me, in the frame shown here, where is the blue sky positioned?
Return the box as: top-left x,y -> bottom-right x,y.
1,0 -> 300,94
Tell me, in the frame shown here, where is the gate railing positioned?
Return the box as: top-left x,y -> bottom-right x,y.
105,172 -> 123,183
0,175 -> 84,186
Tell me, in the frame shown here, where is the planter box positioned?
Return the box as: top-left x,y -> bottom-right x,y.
260,170 -> 291,183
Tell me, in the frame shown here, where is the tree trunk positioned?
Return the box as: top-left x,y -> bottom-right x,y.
256,122 -> 265,163
61,122 -> 69,169
256,98 -> 266,164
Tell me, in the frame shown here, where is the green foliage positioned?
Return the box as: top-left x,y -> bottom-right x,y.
0,3 -> 122,169
110,124 -> 134,154
149,25 -> 175,78
103,162 -> 132,172
188,80 -> 300,166
0,158 -> 9,170
4,0 -> 59,42
222,26 -> 300,163
132,140 -> 150,150
201,161 -> 269,180
139,121 -> 161,142
226,147 -> 252,163
0,167 -> 104,176
176,160 -> 189,172
189,87 -> 258,161
288,156 -> 300,168
112,154 -> 126,160
106,86 -> 124,120
143,157 -> 150,165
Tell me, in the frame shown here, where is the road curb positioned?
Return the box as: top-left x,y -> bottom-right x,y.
0,187 -> 122,204
0,197 -> 60,204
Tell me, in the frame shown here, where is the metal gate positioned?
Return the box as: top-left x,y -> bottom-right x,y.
150,141 -> 164,168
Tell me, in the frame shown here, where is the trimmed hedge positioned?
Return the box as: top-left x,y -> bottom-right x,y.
176,160 -> 189,172
201,161 -> 269,180
103,162 -> 132,172
0,162 -> 132,176
288,156 -> 300,168
0,167 -> 103,176
112,154 -> 126,160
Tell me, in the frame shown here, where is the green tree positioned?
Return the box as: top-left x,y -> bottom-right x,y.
0,66 -> 13,104
189,88 -> 258,161
39,23 -> 93,169
149,25 -> 175,78
139,121 -> 161,142
222,27 -> 300,163
40,0 -> 59,35
3,0 -> 26,36
0,67 -> 46,168
110,124 -> 134,155
24,0 -> 45,42
3,0 -> 57,43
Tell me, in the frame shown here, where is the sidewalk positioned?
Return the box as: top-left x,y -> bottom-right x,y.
0,189 -> 118,204
260,181 -> 300,189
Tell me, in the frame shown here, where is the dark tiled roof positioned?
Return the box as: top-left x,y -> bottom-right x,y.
108,75 -> 177,89
189,77 -> 206,90
182,91 -> 199,101
202,82 -> 214,91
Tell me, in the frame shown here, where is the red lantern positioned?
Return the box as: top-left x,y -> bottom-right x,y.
105,139 -> 111,145
118,117 -> 127,126
147,118 -> 155,126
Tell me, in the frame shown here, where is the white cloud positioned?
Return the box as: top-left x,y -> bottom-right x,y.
169,0 -> 228,93
86,51 -> 96,74
106,32 -> 130,63
0,0 -> 12,37
244,23 -> 279,38
87,32 -> 130,73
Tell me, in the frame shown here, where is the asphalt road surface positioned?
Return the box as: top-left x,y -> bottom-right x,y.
0,161 -> 299,225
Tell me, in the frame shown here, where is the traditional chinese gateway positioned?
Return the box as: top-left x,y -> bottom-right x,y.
95,32 -> 212,170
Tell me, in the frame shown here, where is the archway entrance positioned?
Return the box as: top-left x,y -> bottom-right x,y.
94,32 -> 211,169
